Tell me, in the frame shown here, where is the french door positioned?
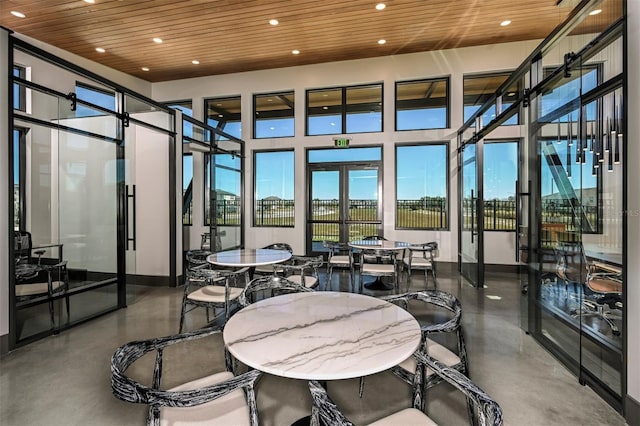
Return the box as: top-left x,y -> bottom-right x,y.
307,164 -> 381,254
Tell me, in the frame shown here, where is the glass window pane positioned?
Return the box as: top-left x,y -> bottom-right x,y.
396,144 -> 448,229
463,73 -> 520,125
346,84 -> 382,133
254,92 -> 294,138
484,142 -> 518,231
307,88 -> 342,136
396,79 -> 448,130
308,147 -> 382,163
254,151 -> 294,227
205,96 -> 242,140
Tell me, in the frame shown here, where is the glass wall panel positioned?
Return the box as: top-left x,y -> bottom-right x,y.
463,72 -> 520,125
205,96 -> 242,140
484,141 -> 518,231
307,88 -> 342,136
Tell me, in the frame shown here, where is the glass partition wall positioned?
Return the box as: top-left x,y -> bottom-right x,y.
457,0 -> 626,411
181,116 -> 243,260
9,39 -> 177,347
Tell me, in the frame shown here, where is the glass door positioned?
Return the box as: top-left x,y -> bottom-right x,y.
459,142 -> 484,287
307,165 -> 381,254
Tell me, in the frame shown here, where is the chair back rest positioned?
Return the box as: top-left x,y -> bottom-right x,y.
415,352 -> 503,426
14,231 -> 32,263
186,249 -> 213,270
383,290 -> 462,334
554,242 -> 587,283
362,235 -> 386,241
239,275 -> 313,306
263,243 -> 293,253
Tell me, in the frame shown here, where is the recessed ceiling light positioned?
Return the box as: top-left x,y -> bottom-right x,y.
376,3 -> 386,10
192,60 -> 200,65
153,37 -> 163,44
218,114 -> 224,118
378,39 -> 386,45
589,9 -> 602,15
322,106 -> 328,110
486,295 -> 502,300
500,20 -> 511,26
292,49 -> 300,55
83,0 -> 95,3
141,67 -> 150,71
11,11 -> 26,18
269,19 -> 279,26
95,47 -> 106,53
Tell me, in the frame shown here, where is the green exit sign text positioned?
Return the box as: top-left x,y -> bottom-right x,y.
334,138 -> 350,148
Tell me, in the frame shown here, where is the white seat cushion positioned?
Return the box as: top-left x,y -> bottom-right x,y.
286,275 -> 318,288
362,264 -> 395,274
404,258 -> 432,268
187,286 -> 243,303
16,281 -> 64,297
328,255 -> 350,266
160,371 -> 251,426
368,408 -> 437,426
254,264 -> 274,274
397,338 -> 460,375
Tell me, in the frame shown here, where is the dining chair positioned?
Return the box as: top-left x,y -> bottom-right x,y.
111,326 -> 262,426
323,241 -> 354,288
253,243 -> 294,276
179,267 -> 248,332
358,290 -> 471,420
15,260 -> 70,334
309,351 -> 502,426
279,255 -> 324,289
360,235 -> 390,264
358,248 -> 399,291
555,242 -> 623,335
238,274 -> 313,307
402,241 -> 439,289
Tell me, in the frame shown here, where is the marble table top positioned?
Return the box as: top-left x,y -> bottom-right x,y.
348,240 -> 410,251
207,248 -> 292,267
223,291 -> 421,380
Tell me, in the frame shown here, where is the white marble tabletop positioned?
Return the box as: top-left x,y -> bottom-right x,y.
583,243 -> 622,266
348,240 -> 409,251
223,291 -> 421,380
207,248 -> 291,267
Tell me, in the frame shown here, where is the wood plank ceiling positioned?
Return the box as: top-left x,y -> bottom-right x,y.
0,0 -> 620,83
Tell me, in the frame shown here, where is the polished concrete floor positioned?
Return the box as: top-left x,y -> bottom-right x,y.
0,268 -> 626,425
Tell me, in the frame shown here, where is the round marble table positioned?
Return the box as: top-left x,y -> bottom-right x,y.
206,248 -> 292,268
348,240 -> 409,291
223,291 -> 421,380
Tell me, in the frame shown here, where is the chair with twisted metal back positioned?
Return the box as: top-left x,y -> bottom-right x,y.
179,266 -> 248,333
358,290 -> 472,422
402,242 -> 439,289
555,242 -> 623,336
279,254 -> 324,289
111,326 -> 262,426
358,248 -> 399,291
323,241 -> 354,288
308,351 -> 502,426
253,243 -> 294,276
238,274 -> 313,307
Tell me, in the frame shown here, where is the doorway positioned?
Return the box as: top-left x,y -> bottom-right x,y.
306,147 -> 382,254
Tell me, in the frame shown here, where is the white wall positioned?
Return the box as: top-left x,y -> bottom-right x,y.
626,0 -> 640,411
13,33 -> 151,97
153,39 -> 542,260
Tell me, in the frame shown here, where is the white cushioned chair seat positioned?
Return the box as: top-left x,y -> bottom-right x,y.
403,258 -> 433,268
368,408 -> 437,426
397,338 -> 460,374
160,371 -> 251,426
285,275 -> 318,288
16,281 -> 64,297
187,286 -> 243,303
328,255 -> 350,265
362,264 -> 395,274
253,264 -> 274,274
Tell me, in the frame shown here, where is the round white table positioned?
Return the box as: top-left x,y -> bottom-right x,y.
348,240 -> 409,290
223,291 -> 421,380
206,248 -> 292,267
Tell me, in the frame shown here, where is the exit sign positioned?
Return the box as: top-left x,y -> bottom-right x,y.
334,137 -> 350,148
